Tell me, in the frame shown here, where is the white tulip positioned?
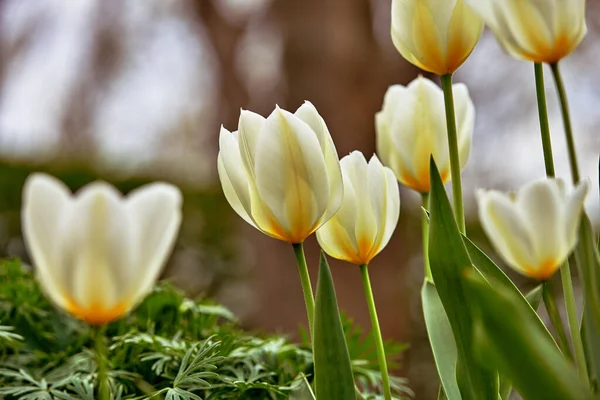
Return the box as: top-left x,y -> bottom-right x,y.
464,0 -> 587,63
391,0 -> 483,75
477,179 -> 588,280
22,173 -> 182,325
317,152 -> 400,265
218,102 -> 343,244
376,76 -> 474,193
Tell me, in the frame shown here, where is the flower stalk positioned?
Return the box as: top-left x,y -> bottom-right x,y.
534,63 -> 556,178
94,326 -> 110,400
542,281 -> 573,360
550,62 -> 580,184
440,73 -> 466,234
534,61 -> 587,378
292,243 -> 315,338
560,260 -> 588,381
360,264 -> 392,400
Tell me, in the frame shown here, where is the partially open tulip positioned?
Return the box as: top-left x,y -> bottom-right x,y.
477,179 -> 588,280
376,76 -> 474,193
218,102 -> 343,244
464,0 -> 587,63
391,0 -> 484,75
317,152 -> 400,265
22,173 -> 182,325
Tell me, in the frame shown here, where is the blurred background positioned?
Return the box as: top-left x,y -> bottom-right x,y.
0,0 -> 599,397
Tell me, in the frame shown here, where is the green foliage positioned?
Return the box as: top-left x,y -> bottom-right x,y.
313,253 -> 356,400
421,281 -> 460,400
427,160 -> 497,399
464,271 -> 593,400
0,259 -> 410,399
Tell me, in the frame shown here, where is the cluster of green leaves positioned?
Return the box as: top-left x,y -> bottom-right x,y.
0,259 -> 411,399
424,160 -> 598,400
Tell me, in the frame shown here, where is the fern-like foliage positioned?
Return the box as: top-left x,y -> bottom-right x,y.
0,259 -> 411,399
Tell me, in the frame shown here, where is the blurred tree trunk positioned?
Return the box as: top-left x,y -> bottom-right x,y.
273,0 -> 417,156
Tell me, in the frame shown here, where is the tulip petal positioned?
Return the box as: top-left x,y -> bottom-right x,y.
294,101 -> 343,226
516,180 -> 564,265
478,190 -> 537,274
446,0 -> 483,71
564,181 -> 589,250
238,109 -> 265,179
22,173 -> 73,310
254,107 -> 330,243
317,175 -> 360,264
125,183 -> 182,304
68,183 -> 135,313
217,127 -> 256,227
452,83 -> 474,169
343,152 -> 377,259
367,156 -> 400,259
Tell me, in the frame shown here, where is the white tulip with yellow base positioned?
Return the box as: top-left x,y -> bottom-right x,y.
464,0 -> 587,63
477,178 -> 588,280
22,173 -> 183,326
317,152 -> 400,265
218,102 -> 343,245
317,151 -> 400,400
391,0 -> 483,75
218,102 -> 343,336
376,76 -> 474,194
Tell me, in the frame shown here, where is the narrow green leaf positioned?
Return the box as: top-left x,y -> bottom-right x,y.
575,214 -> 600,384
313,252 -> 356,400
428,159 -> 497,399
422,281 -> 461,400
524,284 -> 543,310
465,271 -> 593,400
290,374 -> 316,400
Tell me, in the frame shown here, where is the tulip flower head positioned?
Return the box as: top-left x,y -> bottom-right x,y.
317,152 -> 400,265
376,76 -> 474,193
218,102 -> 343,244
391,0 -> 484,75
464,0 -> 587,63
22,174 -> 183,325
477,179 -> 588,280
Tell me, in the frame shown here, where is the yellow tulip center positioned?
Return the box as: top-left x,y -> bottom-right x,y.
65,297 -> 129,326
524,259 -> 558,281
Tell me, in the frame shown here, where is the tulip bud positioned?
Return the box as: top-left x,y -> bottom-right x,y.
391,0 -> 484,75
218,102 -> 343,244
317,152 -> 400,265
376,76 -> 474,193
464,0 -> 587,63
21,173 -> 183,325
477,179 -> 588,280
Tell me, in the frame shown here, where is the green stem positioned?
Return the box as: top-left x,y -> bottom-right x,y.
533,63 -> 556,177
440,73 -> 465,234
550,62 -> 580,184
422,192 -> 432,282
560,260 -> 588,382
360,264 -> 392,400
542,281 -> 573,360
292,243 -> 315,338
94,326 -> 110,400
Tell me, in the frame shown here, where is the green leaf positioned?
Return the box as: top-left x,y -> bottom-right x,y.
464,270 -> 593,400
524,284 -> 543,309
575,214 -> 600,383
498,284 -> 544,400
313,252 -> 356,400
463,238 -> 557,347
422,281 -> 461,400
427,159 -> 497,399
